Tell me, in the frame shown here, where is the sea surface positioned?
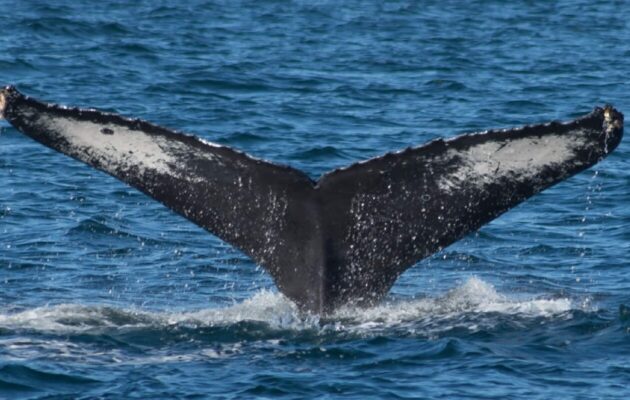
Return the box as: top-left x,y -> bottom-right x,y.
1,1 -> 629,399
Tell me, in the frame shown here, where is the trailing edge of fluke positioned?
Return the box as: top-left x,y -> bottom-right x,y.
0,86 -> 624,314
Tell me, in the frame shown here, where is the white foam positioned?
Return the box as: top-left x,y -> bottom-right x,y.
0,278 -> 580,364
0,278 -> 573,336
165,290 -> 317,329
333,277 -> 572,331
0,336 -> 242,365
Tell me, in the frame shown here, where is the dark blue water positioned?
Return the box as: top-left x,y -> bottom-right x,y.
1,1 -> 629,398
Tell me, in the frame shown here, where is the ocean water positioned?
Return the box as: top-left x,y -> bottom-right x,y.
0,0 -> 629,398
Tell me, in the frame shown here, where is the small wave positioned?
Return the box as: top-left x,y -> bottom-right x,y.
334,277 -> 572,327
0,364 -> 99,395
186,78 -> 273,93
115,43 -> 156,56
0,378 -> 35,393
218,131 -> 269,144
0,58 -> 38,73
424,79 -> 468,91
66,217 -> 160,245
289,146 -> 348,160
0,278 -> 573,336
0,279 -> 585,367
0,291 -> 310,335
0,364 -> 98,386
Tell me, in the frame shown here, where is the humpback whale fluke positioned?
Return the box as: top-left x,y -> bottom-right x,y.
0,86 -> 624,314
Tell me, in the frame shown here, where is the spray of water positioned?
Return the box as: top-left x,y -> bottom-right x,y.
0,277 -> 574,335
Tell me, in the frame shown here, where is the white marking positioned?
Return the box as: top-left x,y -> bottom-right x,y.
50,117 -> 178,175
33,113 -> 222,182
437,132 -> 589,191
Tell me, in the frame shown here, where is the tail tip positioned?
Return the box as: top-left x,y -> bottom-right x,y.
603,104 -> 623,133
0,85 -> 18,120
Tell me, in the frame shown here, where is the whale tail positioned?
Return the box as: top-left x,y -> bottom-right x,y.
0,86 -> 623,313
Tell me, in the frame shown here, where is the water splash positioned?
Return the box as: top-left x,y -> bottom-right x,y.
335,277 -> 572,324
0,278 -> 573,336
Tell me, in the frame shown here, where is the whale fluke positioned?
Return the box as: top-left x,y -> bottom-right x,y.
0,86 -> 623,313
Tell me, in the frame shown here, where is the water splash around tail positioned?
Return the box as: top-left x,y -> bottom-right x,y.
0,278 -> 575,336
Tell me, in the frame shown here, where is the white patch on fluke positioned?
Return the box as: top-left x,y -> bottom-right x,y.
438,132 -> 589,191
44,116 -> 180,176
30,112 -> 222,184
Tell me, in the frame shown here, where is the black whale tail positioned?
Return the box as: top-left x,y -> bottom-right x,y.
0,86 -> 624,314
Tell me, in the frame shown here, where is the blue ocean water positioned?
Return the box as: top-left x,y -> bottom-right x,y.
0,0 -> 629,398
